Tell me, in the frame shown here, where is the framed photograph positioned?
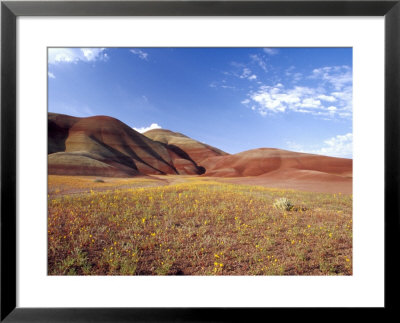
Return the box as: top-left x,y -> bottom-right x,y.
1,0 -> 399,321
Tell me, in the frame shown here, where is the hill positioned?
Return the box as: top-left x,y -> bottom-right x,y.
48,113 -> 352,193
48,113 -> 203,176
201,148 -> 352,193
202,148 -> 352,177
143,128 -> 228,167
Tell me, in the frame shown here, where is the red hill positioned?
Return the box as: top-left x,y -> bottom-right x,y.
202,148 -> 352,177
143,128 -> 228,167
201,148 -> 352,193
48,113 -> 203,176
48,113 -> 352,193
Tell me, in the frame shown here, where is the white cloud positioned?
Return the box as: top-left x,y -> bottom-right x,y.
221,85 -> 236,89
338,111 -> 352,118
48,49 -> 76,63
331,87 -> 353,112
285,141 -> 304,152
287,133 -> 352,158
130,49 -> 148,60
309,65 -> 353,113
243,64 -> 352,119
315,133 -> 353,158
317,94 -> 336,102
210,81 -> 235,90
233,68 -> 258,81
230,61 -> 245,68
48,48 -> 108,64
311,65 -> 352,90
292,72 -> 303,83
298,98 -> 321,109
133,123 -> 161,133
250,54 -> 268,73
238,68 -> 257,81
246,84 -> 324,114
296,109 -> 313,114
263,48 -> 279,55
240,68 -> 252,79
285,66 -> 303,83
48,72 -> 55,79
82,48 -> 108,62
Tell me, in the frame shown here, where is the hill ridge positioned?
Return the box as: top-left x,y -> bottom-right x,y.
48,112 -> 352,194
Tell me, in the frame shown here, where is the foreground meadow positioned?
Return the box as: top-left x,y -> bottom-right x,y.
48,175 -> 352,275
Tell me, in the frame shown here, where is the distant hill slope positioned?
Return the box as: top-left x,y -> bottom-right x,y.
48,113 -> 352,192
48,113 -> 203,176
202,148 -> 352,178
143,129 -> 228,166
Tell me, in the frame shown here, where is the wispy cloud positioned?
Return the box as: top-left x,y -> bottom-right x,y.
317,94 -> 336,102
263,48 -> 279,55
49,103 -> 95,117
238,68 -> 257,81
83,106 -> 95,116
250,54 -> 268,73
48,72 -> 56,79
240,68 -> 252,79
212,53 -> 268,90
209,80 -> 236,90
133,123 -> 161,133
48,48 -> 109,64
130,49 -> 149,60
310,65 -> 352,90
285,66 -> 303,83
287,133 -> 352,158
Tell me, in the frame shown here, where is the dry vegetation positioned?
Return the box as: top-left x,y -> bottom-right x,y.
48,175 -> 352,276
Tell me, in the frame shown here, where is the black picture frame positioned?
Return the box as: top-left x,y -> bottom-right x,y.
1,0 -> 399,321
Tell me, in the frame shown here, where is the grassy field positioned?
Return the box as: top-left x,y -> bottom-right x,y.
48,175 -> 352,275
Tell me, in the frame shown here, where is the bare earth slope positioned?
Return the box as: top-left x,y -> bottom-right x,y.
48,113 -> 203,176
48,113 -> 352,193
143,129 -> 228,167
202,148 -> 352,177
201,148 -> 352,193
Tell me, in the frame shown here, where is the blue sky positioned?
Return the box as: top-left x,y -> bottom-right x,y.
48,47 -> 352,158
